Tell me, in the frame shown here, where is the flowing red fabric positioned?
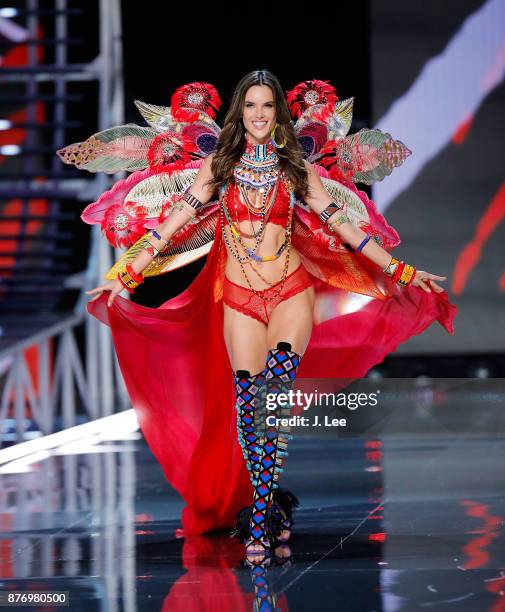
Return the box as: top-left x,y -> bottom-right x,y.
87,181 -> 458,538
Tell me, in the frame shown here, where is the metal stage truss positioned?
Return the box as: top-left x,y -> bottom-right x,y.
0,0 -> 128,448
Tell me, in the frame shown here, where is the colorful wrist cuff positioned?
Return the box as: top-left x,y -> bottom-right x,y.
392,261 -> 405,283
126,263 -> 144,284
117,271 -> 136,293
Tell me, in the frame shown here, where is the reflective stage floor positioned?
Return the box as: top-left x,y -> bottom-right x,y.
0,379 -> 504,611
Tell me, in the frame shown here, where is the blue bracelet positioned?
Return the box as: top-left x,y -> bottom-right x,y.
152,229 -> 170,245
356,234 -> 371,252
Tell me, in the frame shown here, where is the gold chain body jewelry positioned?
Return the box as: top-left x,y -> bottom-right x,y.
236,203 -> 293,298
220,175 -> 296,301
222,178 -> 290,265
222,184 -> 267,263
229,179 -> 278,247
232,178 -> 278,240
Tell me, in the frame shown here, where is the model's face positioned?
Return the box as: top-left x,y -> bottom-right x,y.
242,85 -> 276,145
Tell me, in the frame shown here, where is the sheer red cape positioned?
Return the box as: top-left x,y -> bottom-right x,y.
87,180 -> 457,538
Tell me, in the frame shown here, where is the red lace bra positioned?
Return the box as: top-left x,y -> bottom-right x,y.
222,180 -> 290,228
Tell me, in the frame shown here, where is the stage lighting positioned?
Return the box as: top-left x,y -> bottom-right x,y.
0,145 -> 20,155
0,8 -> 18,18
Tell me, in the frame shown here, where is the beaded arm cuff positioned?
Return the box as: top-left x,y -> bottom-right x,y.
319,201 -> 343,223
182,188 -> 203,210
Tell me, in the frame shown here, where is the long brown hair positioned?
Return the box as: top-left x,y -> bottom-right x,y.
207,69 -> 309,200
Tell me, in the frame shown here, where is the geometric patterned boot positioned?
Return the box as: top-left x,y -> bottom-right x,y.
233,369 -> 266,487
246,342 -> 301,559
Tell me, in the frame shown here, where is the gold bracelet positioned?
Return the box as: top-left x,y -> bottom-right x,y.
328,213 -> 351,231
173,199 -> 196,219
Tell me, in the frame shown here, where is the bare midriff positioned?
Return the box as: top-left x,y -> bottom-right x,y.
223,219 -> 302,290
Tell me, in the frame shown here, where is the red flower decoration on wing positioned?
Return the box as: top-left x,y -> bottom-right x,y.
147,131 -> 198,174
319,138 -> 363,182
286,79 -> 339,119
101,202 -> 147,248
171,81 -> 222,122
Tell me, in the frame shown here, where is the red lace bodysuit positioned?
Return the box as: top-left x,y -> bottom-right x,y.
221,140 -> 313,324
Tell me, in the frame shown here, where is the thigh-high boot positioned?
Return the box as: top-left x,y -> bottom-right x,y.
246,342 -> 301,556
233,369 -> 266,486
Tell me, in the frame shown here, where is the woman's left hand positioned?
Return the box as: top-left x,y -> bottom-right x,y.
411,270 -> 447,293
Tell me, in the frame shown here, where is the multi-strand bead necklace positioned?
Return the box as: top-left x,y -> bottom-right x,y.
220,139 -> 296,301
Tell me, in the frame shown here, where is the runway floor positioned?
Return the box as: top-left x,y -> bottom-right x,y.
0,379 -> 504,611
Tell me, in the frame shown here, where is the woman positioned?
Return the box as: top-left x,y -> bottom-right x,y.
83,70 -> 456,562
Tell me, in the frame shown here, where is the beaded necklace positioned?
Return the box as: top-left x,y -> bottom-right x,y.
222,180 -> 287,263
232,177 -> 279,240
220,172 -> 297,301
225,137 -> 283,258
234,138 -> 280,215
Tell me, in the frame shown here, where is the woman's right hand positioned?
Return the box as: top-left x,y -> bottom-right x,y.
85,278 -> 124,306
